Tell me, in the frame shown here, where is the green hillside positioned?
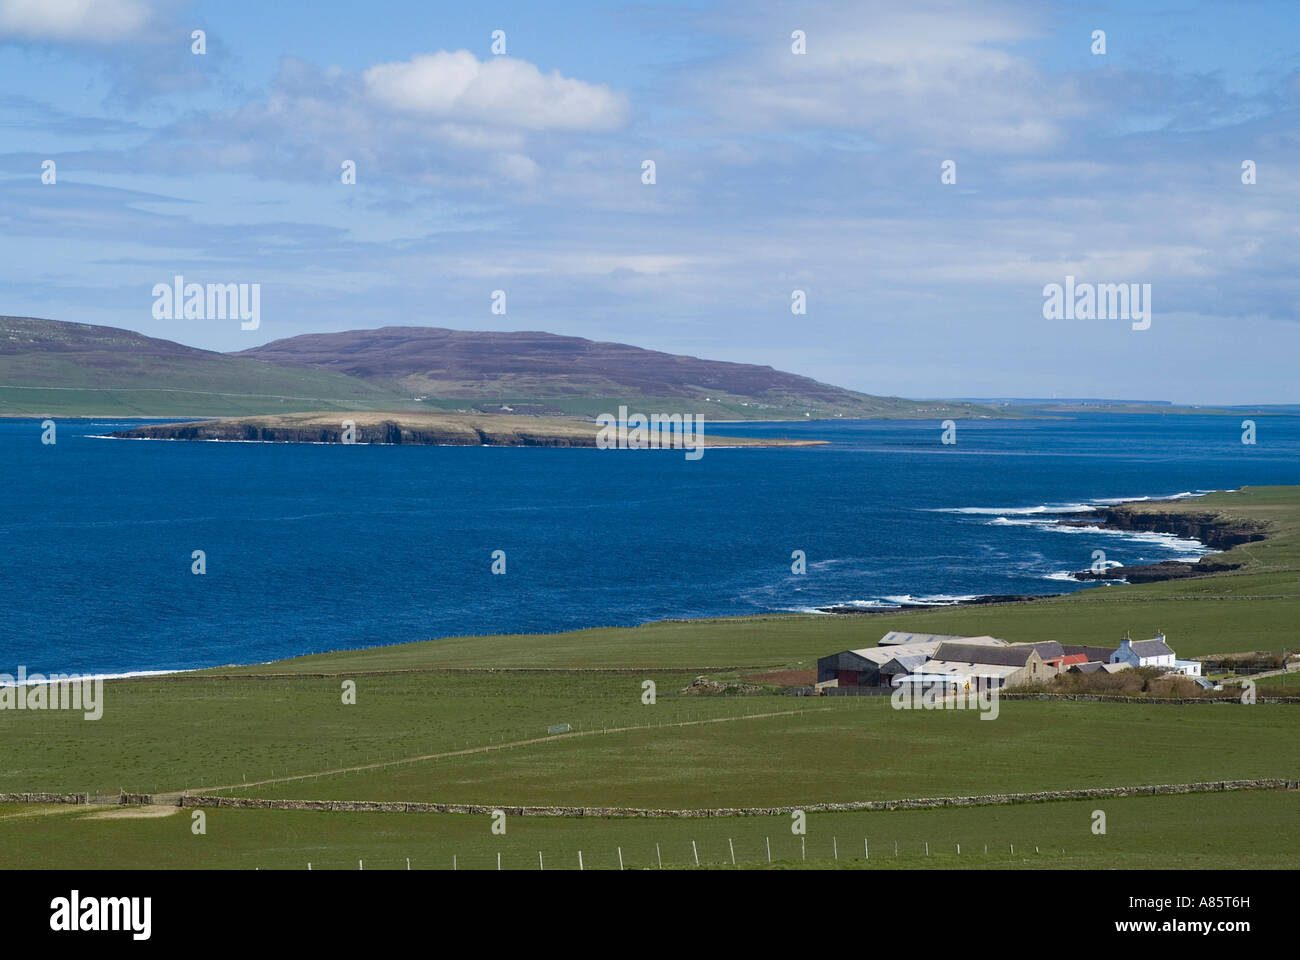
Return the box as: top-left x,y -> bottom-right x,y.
0,316 -> 417,416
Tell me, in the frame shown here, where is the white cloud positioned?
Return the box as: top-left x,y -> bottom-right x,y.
491,153 -> 540,183
0,0 -> 153,43
696,0 -> 1088,153
363,51 -> 628,131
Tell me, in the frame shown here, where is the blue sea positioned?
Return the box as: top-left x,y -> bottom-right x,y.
1,413 -> 1297,676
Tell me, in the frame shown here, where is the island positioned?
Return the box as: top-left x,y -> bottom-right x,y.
107,410 -> 827,448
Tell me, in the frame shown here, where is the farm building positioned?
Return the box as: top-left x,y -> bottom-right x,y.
877,652 -> 932,687
1068,661 -> 1130,675
816,634 -> 1007,687
1062,644 -> 1118,662
924,641 -> 1056,689
818,632 -> 1192,691
1110,634 -> 1176,669
899,659 -> 1024,689
877,631 -> 969,646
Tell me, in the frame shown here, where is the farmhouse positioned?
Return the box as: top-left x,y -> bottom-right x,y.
1110,634 -> 1176,669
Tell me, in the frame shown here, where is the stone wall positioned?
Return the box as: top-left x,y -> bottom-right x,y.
181,777 -> 1297,819
1001,693 -> 1300,704
0,792 -> 88,804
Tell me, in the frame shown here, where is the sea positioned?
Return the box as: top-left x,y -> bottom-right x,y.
1,413 -> 1296,676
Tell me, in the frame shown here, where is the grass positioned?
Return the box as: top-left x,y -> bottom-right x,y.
0,672 -> 789,796
0,791 -> 1292,870
3,669 -> 1294,808
3,484 -> 1299,867
212,697 -> 1298,807
0,352 -> 419,418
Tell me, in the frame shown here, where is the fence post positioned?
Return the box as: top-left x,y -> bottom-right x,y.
729,838 -> 736,865
766,836 -> 771,863
578,851 -> 584,871
656,843 -> 662,869
539,851 -> 544,871
833,837 -> 837,861
618,847 -> 624,871
692,840 -> 699,867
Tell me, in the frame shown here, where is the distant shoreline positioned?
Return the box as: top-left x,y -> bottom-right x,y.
817,489 -> 1268,614
103,411 -> 827,448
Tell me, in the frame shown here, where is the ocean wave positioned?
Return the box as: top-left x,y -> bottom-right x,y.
1089,490 -> 1211,505
0,667 -> 189,686
935,504 -> 1097,516
1043,570 -> 1082,582
984,517 -> 1210,553
879,593 -> 984,606
942,490 -> 1216,516
1043,569 -> 1123,583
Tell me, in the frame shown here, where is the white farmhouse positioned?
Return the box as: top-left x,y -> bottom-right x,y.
1110,634 -> 1177,669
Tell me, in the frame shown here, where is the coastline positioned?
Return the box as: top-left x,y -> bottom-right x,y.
28,488 -> 1281,679
816,489 -> 1265,615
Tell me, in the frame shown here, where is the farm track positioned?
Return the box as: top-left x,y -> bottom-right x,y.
168,703 -> 845,801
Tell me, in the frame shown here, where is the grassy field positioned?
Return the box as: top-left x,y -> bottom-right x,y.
3,669 -> 1295,805
209,697 -> 1299,807
0,791 -> 1292,870
2,485 -> 1297,868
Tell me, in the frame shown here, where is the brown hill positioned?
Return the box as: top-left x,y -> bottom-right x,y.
234,326 -> 986,418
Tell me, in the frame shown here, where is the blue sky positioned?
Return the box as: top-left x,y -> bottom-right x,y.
1,0 -> 1297,403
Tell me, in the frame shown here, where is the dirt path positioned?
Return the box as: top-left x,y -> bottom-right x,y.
178,703 -> 842,799
0,804 -> 110,822
80,805 -> 181,820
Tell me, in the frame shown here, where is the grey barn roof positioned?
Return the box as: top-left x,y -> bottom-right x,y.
1063,644 -> 1118,661
932,642 -> 1037,667
881,653 -> 930,673
1019,641 -> 1064,660
1130,638 -> 1175,658
877,631 -> 972,646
